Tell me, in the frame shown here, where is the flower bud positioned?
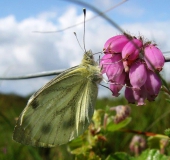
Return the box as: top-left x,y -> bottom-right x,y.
122,38 -> 143,61
125,85 -> 147,106
160,139 -> 169,154
145,70 -> 162,101
129,135 -> 146,156
144,44 -> 165,72
129,60 -> 147,89
105,54 -> 124,81
125,87 -> 136,104
110,71 -> 126,97
100,54 -> 113,73
110,105 -> 131,124
133,86 -> 147,106
103,35 -> 130,54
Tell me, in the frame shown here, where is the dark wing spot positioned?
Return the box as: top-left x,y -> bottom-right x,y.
62,118 -> 75,129
31,100 -> 39,109
41,123 -> 51,134
13,116 -> 33,145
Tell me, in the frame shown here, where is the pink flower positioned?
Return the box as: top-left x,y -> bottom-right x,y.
101,34 -> 164,106
103,34 -> 130,54
122,38 -> 143,61
110,105 -> 131,124
105,54 -> 124,81
125,86 -> 147,106
129,135 -> 146,156
144,44 -> 165,72
133,86 -> 147,106
100,54 -> 113,73
110,71 -> 126,97
125,87 -> 136,104
145,70 -> 162,101
129,60 -> 147,89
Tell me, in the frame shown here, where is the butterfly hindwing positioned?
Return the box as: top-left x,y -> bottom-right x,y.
13,65 -> 98,147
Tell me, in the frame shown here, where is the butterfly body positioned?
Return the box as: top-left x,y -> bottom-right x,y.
13,50 -> 102,147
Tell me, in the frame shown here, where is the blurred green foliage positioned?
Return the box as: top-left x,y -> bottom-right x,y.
0,91 -> 170,159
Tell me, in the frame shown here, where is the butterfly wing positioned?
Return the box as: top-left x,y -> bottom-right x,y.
13,65 -> 98,147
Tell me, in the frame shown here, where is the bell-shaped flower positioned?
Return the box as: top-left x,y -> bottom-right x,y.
103,35 -> 130,54
105,54 -> 124,81
122,38 -> 143,61
109,71 -> 126,97
125,87 -> 136,104
144,70 -> 162,101
144,44 -> 165,72
125,85 -> 147,106
100,54 -> 113,73
129,135 -> 146,155
129,60 -> 147,89
133,86 -> 147,106
110,105 -> 131,124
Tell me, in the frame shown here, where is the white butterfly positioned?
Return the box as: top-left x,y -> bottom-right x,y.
13,50 -> 103,147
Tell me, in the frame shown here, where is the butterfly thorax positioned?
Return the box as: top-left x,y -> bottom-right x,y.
81,50 -> 103,83
81,50 -> 97,66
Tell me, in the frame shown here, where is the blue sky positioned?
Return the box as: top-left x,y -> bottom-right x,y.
0,0 -> 170,96
0,0 -> 169,23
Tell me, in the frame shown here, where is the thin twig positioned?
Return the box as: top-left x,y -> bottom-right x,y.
62,0 -> 125,33
164,54 -> 170,62
0,69 -> 64,80
0,53 -> 169,80
33,0 -> 127,33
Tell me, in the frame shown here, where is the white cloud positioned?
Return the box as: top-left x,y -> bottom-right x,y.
0,7 -> 114,96
0,6 -> 169,98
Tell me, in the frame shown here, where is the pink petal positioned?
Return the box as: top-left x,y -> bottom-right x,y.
103,35 -> 130,54
145,70 -> 162,101
144,45 -> 165,72
110,71 -> 126,97
133,86 -> 147,106
129,60 -> 147,89
100,54 -> 113,73
106,54 -> 124,81
122,38 -> 143,61
111,105 -> 131,124
125,87 -> 136,104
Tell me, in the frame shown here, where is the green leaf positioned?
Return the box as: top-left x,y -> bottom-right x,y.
164,128 -> 170,137
70,145 -> 90,155
106,152 -> 134,160
148,134 -> 169,149
166,99 -> 170,104
107,117 -> 131,132
68,136 -> 84,149
137,149 -> 169,160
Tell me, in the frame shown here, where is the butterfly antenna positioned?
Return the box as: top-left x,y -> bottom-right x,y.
83,8 -> 86,52
74,32 -> 84,51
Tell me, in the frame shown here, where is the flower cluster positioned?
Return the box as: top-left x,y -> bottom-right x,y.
100,34 -> 165,106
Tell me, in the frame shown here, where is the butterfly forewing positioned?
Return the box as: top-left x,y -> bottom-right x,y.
13,58 -> 100,147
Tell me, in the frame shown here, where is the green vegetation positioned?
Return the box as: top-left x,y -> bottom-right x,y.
0,92 -> 170,159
